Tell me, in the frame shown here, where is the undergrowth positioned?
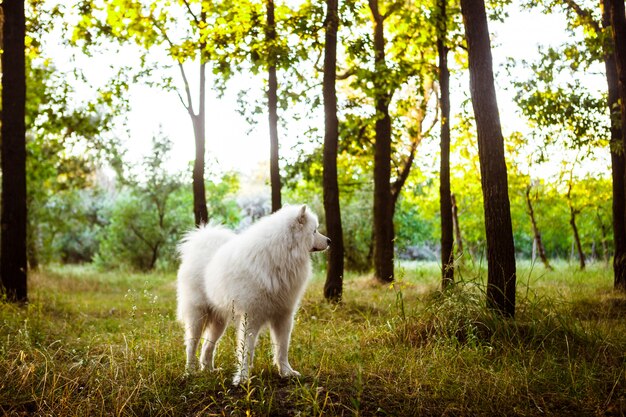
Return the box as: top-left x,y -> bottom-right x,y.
0,261 -> 625,416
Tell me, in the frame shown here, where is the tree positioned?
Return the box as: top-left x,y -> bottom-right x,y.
97,134 -> 240,270
21,0 -> 126,269
1,0 -> 28,303
73,0 -> 237,226
369,0 -> 394,283
609,0 -> 626,290
266,0 -> 282,213
437,0 -> 454,289
600,0 -> 626,290
460,0 -> 517,317
518,0 -> 624,288
565,169 -> 586,270
524,184 -> 552,270
98,135 -> 190,270
322,0 -> 344,301
450,193 -> 463,257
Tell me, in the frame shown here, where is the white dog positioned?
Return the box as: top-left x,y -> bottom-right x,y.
176,205 -> 330,385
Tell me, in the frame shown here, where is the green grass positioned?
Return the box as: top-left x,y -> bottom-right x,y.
1,261 -> 625,416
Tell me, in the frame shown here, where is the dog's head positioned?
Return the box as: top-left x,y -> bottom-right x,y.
295,205 -> 330,252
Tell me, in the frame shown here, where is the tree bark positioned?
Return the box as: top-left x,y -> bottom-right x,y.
267,0 -> 282,213
451,193 -> 464,257
596,211 -> 610,265
460,0 -> 516,317
525,186 -> 552,270
192,111 -> 208,226
369,0 -> 394,283
569,209 -> 586,270
566,182 -> 586,270
322,0 -> 344,302
438,0 -> 454,290
191,10 -> 209,226
608,0 -> 626,290
1,0 -> 28,303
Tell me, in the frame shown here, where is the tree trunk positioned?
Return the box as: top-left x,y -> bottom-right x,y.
608,0 -> 626,291
267,0 -> 282,213
369,0 -> 394,283
149,241 -> 161,271
26,224 -> 40,271
322,0 -> 344,302
192,10 -> 209,226
192,111 -> 208,226
460,0 -> 517,317
451,193 -> 464,257
566,179 -> 586,269
525,186 -> 552,270
438,0 -> 454,290
569,208 -> 586,270
1,0 -> 28,303
597,211 -> 610,265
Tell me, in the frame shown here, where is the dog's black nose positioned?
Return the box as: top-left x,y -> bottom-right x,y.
327,238 -> 331,246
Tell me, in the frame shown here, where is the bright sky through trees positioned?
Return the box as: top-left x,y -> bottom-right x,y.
52,3 -> 605,178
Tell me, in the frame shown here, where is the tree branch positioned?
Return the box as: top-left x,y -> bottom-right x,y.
129,223 -> 157,251
180,0 -> 200,27
368,0 -> 382,23
336,67 -> 356,80
178,63 -> 196,117
563,0 -> 600,33
391,83 -> 438,205
147,12 -> 196,116
382,0 -> 403,21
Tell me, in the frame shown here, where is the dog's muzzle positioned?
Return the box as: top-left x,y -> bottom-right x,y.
312,237 -> 331,252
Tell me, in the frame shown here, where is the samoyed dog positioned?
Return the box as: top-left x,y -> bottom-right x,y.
176,205 -> 330,385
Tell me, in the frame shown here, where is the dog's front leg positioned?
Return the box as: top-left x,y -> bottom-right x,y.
233,315 -> 260,385
270,314 -> 300,378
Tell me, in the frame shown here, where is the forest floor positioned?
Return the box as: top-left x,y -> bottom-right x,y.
1,261 -> 625,416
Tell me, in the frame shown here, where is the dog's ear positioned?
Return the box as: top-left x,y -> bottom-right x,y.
297,205 -> 307,225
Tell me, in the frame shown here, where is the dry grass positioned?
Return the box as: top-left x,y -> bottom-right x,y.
1,261 -> 625,416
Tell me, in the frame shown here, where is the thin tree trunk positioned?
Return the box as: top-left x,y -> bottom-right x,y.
149,241 -> 162,271
26,225 -> 40,271
192,11 -> 209,226
322,0 -> 344,302
525,186 -> 552,270
570,209 -> 586,270
369,0 -> 394,283
460,0 -> 517,317
608,0 -> 626,291
192,110 -> 208,225
438,0 -> 453,290
451,193 -> 464,257
597,211 -> 610,265
267,0 -> 281,213
566,180 -> 586,270
591,240 -> 598,262
1,0 -> 28,303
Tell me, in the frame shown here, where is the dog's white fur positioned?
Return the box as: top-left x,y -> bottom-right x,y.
176,205 -> 329,385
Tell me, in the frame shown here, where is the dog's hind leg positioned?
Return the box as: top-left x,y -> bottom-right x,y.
270,314 -> 300,378
199,316 -> 226,371
233,315 -> 261,385
183,308 -> 205,372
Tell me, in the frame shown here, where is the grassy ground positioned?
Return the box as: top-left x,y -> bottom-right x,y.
1,260 -> 625,416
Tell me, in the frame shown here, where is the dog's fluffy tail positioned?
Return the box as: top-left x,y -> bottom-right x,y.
177,224 -> 235,260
